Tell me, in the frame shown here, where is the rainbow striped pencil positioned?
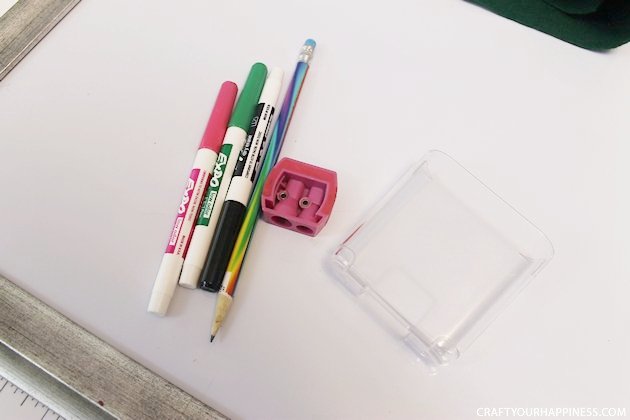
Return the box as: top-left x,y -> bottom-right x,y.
210,39 -> 316,341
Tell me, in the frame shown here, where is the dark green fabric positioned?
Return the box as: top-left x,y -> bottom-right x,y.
467,0 -> 630,50
546,0 -> 605,14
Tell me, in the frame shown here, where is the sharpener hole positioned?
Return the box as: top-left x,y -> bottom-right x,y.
296,225 -> 314,235
271,216 -> 291,227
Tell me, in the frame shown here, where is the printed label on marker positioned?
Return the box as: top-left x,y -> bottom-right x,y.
250,105 -> 274,182
234,103 -> 264,178
197,144 -> 232,226
166,168 -> 200,254
234,103 -> 275,183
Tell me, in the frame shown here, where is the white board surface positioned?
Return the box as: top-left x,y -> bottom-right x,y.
1,0 -> 629,418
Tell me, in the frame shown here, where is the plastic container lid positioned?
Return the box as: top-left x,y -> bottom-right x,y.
329,150 -> 554,372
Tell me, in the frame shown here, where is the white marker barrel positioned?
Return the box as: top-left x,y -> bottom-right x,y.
148,149 -> 216,315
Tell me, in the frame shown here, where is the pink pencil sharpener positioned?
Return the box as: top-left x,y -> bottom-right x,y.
261,158 -> 337,236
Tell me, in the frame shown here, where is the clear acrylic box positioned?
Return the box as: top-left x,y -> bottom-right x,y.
330,151 -> 554,371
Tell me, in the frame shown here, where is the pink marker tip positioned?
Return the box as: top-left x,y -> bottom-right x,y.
199,81 -> 238,152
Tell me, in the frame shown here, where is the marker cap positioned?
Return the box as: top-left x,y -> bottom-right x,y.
199,81 -> 238,152
259,67 -> 284,105
147,290 -> 172,316
229,63 -> 268,130
148,254 -> 182,316
179,265 -> 202,289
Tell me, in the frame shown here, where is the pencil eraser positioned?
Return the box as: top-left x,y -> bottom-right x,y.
261,158 -> 337,236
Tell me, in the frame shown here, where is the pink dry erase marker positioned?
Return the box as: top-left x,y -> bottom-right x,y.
148,81 -> 238,316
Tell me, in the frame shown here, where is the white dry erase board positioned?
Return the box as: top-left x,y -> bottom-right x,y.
1,0 -> 630,418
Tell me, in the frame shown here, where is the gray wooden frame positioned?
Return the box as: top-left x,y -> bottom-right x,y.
0,276 -> 227,419
0,0 -> 81,80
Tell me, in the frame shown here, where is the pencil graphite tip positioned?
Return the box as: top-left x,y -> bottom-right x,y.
210,335 -> 215,343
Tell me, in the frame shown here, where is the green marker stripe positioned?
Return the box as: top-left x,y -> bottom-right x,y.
197,144 -> 232,226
